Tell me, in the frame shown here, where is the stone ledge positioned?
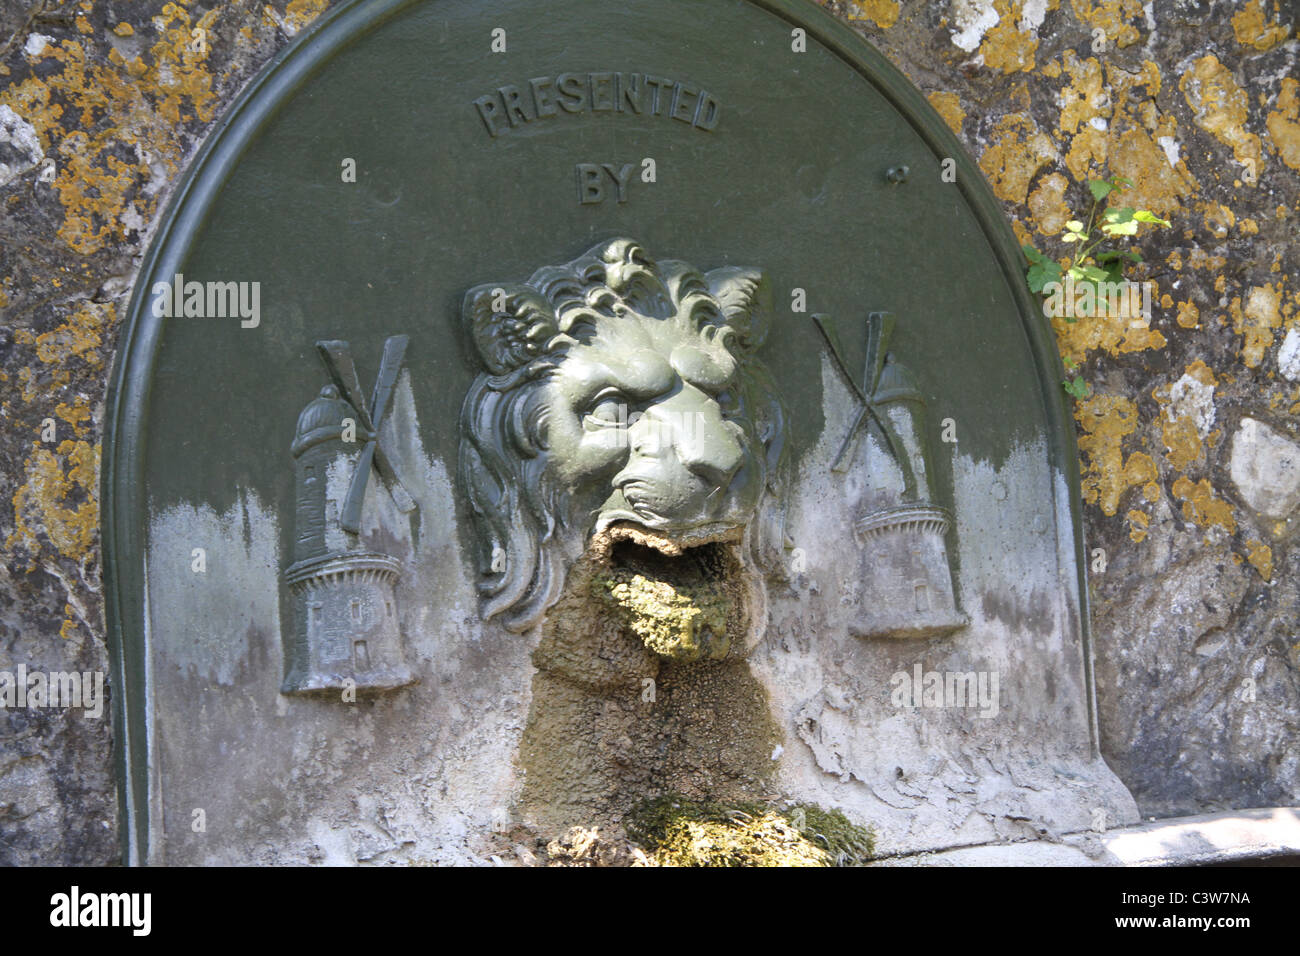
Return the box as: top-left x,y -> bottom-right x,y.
871,807 -> 1300,866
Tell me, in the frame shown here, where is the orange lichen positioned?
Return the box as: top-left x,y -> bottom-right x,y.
1231,0 -> 1292,52
1266,78 -> 1300,172
1179,55 -> 1264,183
8,440 -> 100,567
1058,54 -> 1108,135
1200,201 -> 1235,238
927,91 -> 965,134
848,0 -> 901,29
978,113 -> 1058,204
1244,540 -> 1273,581
979,0 -> 1050,74
1160,416 -> 1201,471
1070,0 -> 1144,49
12,302 -> 109,368
55,397 -> 93,438
1126,508 -> 1150,543
0,3 -> 224,254
1027,172 -> 1070,235
1231,283 -> 1284,367
1076,394 -> 1157,515
1051,297 -> 1166,365
1171,477 -> 1236,532
1108,126 -> 1197,219
264,0 -> 331,36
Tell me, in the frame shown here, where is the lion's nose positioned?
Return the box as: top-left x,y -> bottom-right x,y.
620,388 -> 745,492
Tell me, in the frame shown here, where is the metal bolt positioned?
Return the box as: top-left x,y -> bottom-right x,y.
886,164 -> 909,184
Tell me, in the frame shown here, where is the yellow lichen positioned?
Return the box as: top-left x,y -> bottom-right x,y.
978,113 -> 1058,204
1266,78 -> 1300,172
1108,126 -> 1197,219
1244,540 -> 1273,581
0,3 -> 226,255
8,440 -> 100,567
1125,508 -> 1149,543
979,0 -> 1053,74
1231,0 -> 1292,52
1051,296 -> 1166,365
1231,283 -> 1284,368
927,91 -> 965,134
265,0 -> 331,37
1200,201 -> 1235,238
1171,476 -> 1236,532
848,0 -> 901,29
12,301 -> 109,367
1070,0 -> 1144,49
1027,172 -> 1070,235
1076,395 -> 1157,516
1058,54 -> 1108,135
1160,416 -> 1201,471
1179,55 -> 1264,183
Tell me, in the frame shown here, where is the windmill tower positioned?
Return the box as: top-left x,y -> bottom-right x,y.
814,312 -> 966,640
282,336 -> 418,694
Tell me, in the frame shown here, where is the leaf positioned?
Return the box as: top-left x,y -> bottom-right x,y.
1065,219 -> 1085,232
1102,207 -> 1135,223
1097,249 -> 1142,263
1027,258 -> 1062,293
1080,264 -> 1110,282
1061,232 -> 1082,242
1133,210 -> 1171,226
1101,219 -> 1139,237
1110,176 -> 1133,190
1089,179 -> 1114,202
1022,244 -> 1047,264
1063,376 -> 1090,400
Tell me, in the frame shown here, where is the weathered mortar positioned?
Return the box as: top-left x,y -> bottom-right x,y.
1,0 -> 1296,862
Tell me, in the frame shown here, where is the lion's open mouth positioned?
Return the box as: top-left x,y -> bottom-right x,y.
592,524 -> 746,663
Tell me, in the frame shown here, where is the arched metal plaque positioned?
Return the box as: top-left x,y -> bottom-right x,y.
104,0 -> 1136,865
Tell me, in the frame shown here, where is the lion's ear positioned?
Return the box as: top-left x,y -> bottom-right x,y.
706,267 -> 771,352
463,283 -> 560,375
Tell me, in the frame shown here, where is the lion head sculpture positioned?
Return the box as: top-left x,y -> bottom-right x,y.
458,238 -> 787,633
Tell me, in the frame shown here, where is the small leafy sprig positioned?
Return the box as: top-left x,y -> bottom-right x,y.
1023,175 -> 1171,402
1061,356 -> 1089,400
1023,176 -> 1170,309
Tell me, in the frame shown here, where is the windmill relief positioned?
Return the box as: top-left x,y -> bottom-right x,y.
282,336 -> 418,694
814,312 -> 966,640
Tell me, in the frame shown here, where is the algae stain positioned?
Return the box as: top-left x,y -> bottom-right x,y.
625,795 -> 876,867
598,569 -> 730,663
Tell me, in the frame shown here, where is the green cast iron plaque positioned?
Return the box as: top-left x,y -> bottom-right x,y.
104,0 -> 1135,865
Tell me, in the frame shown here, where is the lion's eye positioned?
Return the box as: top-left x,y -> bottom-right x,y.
713,388 -> 742,417
582,393 -> 627,430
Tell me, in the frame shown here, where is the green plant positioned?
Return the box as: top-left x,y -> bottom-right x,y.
1023,175 -> 1171,401
1023,175 -> 1170,308
1061,356 -> 1089,400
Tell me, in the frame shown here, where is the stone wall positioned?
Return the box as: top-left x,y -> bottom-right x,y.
1,0 -> 1295,864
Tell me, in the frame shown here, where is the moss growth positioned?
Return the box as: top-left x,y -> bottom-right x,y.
626,796 -> 875,867
597,568 -> 730,662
